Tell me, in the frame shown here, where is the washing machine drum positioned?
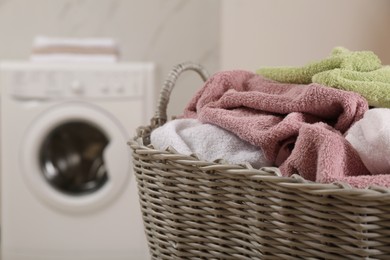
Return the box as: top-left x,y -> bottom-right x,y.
39,121 -> 109,196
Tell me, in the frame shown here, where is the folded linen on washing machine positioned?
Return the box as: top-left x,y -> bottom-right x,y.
30,35 -> 120,62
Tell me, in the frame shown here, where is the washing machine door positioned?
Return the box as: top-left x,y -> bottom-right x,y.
21,102 -> 131,213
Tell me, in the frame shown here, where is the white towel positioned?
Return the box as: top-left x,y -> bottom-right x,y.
151,119 -> 271,168
30,35 -> 120,62
345,108 -> 390,175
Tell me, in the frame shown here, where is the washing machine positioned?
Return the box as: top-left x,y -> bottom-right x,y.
0,62 -> 154,260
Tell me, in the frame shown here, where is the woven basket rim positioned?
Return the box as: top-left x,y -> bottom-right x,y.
129,131 -> 390,199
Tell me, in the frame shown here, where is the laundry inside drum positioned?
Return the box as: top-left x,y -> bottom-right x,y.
39,121 -> 110,196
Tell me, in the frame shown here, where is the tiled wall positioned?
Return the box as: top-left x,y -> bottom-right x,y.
0,0 -> 221,116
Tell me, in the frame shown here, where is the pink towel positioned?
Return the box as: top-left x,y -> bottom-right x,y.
183,70 -> 372,187
184,70 -> 367,161
279,123 -> 370,183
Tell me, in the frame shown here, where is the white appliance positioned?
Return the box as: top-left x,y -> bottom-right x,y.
0,62 -> 154,260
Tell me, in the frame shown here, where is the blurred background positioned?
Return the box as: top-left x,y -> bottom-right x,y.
0,0 -> 389,115
1,0 -> 390,259
0,0 -> 220,116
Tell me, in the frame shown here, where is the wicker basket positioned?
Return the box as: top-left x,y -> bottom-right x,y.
129,62 -> 390,259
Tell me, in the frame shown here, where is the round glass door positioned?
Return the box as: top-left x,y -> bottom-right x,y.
39,121 -> 109,196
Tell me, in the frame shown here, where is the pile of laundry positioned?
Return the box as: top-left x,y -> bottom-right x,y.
151,47 -> 390,189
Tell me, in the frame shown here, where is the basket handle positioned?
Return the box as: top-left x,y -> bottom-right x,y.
152,62 -> 210,126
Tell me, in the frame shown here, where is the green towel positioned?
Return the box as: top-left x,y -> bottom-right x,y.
312,66 -> 390,108
256,47 -> 382,84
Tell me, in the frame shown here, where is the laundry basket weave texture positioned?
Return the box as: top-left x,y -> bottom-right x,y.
129,62 -> 390,259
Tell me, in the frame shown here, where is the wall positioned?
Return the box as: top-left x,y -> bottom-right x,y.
221,0 -> 390,71
3,0 -> 389,115
0,0 -> 220,116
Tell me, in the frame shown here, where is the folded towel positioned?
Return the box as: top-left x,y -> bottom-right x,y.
312,66 -> 390,108
33,35 -> 118,48
31,36 -> 120,62
345,108 -> 390,175
280,122 -> 370,184
150,119 -> 271,168
256,47 -> 382,84
183,70 -> 368,163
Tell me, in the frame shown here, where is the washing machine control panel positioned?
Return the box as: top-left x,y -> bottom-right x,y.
3,63 -> 154,100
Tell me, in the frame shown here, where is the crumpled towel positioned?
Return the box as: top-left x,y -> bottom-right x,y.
280,123 -> 370,185
346,108 -> 390,176
183,70 -> 368,163
312,66 -> 390,108
256,47 -> 382,84
150,118 -> 271,168
183,70 -> 371,187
